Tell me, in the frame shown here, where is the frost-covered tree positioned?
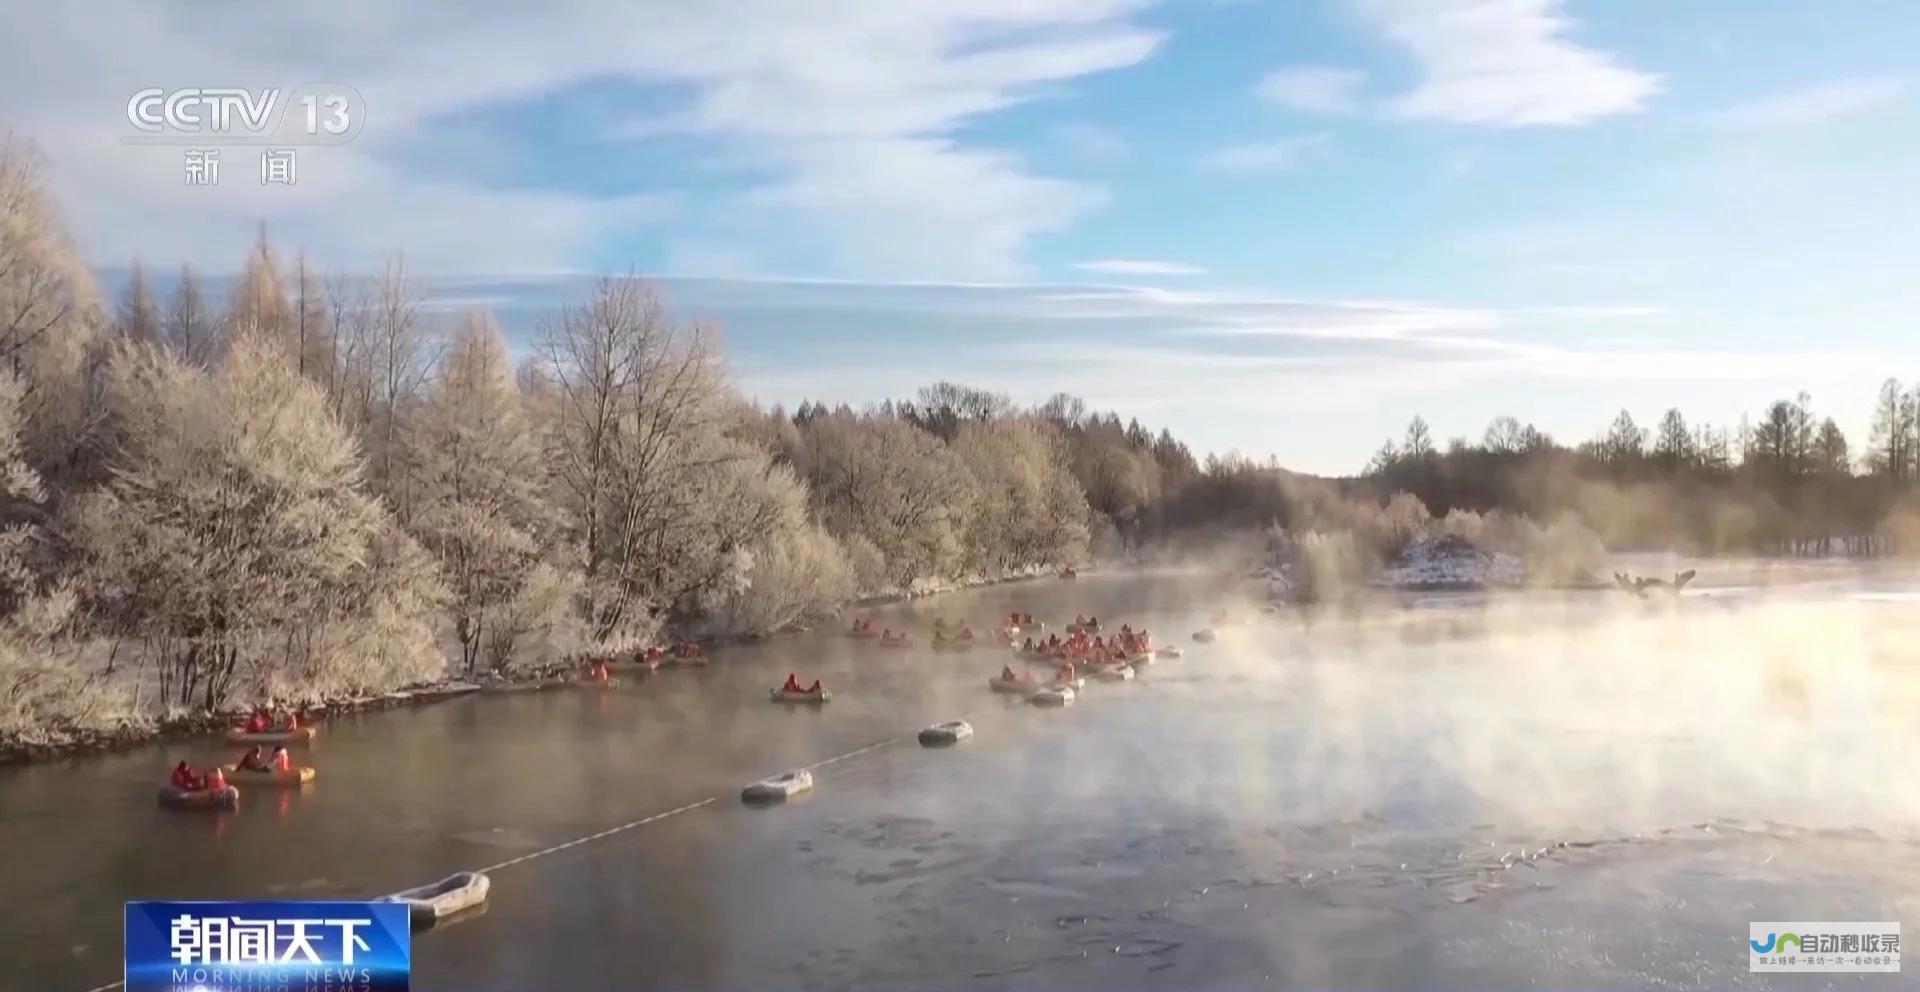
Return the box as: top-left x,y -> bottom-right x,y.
165,264 -> 220,369
403,313 -> 567,673
801,412 -> 976,587
228,227 -> 291,345
952,417 -> 1089,571
538,275 -> 749,642
70,333 -> 444,711
0,135 -> 102,486
0,368 -> 129,742
113,261 -> 161,345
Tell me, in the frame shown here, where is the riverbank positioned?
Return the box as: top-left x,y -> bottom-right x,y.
0,565 -> 1070,766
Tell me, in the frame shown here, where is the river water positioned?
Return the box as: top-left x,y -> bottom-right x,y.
7,564 -> 1920,991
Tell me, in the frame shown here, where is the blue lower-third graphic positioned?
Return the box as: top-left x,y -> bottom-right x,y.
126,900 -> 411,992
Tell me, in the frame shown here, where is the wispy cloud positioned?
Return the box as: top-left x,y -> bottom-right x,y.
1256,65 -> 1367,113
1716,76 -> 1908,129
1073,259 -> 1207,276
1196,133 -> 1329,173
1,2 -> 1164,279
1358,0 -> 1660,125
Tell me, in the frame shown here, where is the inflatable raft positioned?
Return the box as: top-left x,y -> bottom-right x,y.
1192,629 -> 1217,643
878,637 -> 911,650
917,720 -> 974,746
220,764 -> 316,786
1051,674 -> 1086,690
1029,684 -> 1075,706
849,627 -> 878,639
157,785 -> 239,810
663,655 -> 708,668
579,677 -> 622,688
379,871 -> 490,927
224,725 -> 315,746
769,687 -> 831,704
1093,665 -> 1134,682
988,675 -> 1036,694
1157,646 -> 1184,659
741,769 -> 814,804
932,635 -> 978,652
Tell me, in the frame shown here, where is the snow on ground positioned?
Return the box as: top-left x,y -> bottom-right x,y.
1376,535 -> 1525,590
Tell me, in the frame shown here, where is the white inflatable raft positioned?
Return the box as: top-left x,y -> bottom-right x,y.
1192,629 -> 1217,643
742,769 -> 814,804
1028,684 -> 1075,707
989,675 -> 1037,694
1157,646 -> 1184,659
379,871 -> 490,927
769,687 -> 831,704
917,720 -> 974,746
1093,665 -> 1134,682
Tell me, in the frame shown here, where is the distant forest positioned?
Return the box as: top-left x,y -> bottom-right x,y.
1358,393 -> 1920,556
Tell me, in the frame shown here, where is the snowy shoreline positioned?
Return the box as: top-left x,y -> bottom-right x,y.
0,568 -> 1061,766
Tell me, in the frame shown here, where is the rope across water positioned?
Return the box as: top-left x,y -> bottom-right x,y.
71,723 -> 948,992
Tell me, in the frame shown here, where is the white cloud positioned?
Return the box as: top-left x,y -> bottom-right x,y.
1073,259 -> 1207,276
1196,134 -> 1329,173
1358,0 -> 1660,125
1716,76 -> 1908,129
0,1 -> 1163,278
1256,65 -> 1367,113
1052,122 -> 1131,164
745,137 -> 1103,281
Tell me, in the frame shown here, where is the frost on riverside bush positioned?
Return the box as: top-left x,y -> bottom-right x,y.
0,370 -> 137,742
699,524 -> 855,637
952,418 -> 1091,574
799,412 -> 978,588
69,333 -> 446,712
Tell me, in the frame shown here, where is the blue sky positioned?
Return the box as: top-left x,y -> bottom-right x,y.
5,1 -> 1918,474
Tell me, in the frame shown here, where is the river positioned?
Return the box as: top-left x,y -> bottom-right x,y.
7,564 -> 1920,991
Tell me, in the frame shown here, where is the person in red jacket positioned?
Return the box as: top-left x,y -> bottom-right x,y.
238,745 -> 271,771
245,710 -> 270,734
271,746 -> 291,773
782,673 -> 803,693
170,760 -> 199,790
204,766 -> 228,792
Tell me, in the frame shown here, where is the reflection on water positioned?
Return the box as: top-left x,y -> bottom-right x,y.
5,566 -> 1920,991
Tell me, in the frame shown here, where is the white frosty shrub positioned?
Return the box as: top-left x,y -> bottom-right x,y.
70,333 -> 446,712
700,524 -> 855,637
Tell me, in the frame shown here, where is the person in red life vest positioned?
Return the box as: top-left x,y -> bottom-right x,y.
271,746 -> 291,773
272,707 -> 298,732
170,760 -> 199,790
245,710 -> 270,734
782,673 -> 804,693
1001,664 -> 1019,682
238,745 -> 271,771
806,679 -> 823,693
590,659 -> 610,682
204,766 -> 228,792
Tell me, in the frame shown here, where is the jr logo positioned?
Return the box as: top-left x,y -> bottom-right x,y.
1752,932 -> 1801,954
